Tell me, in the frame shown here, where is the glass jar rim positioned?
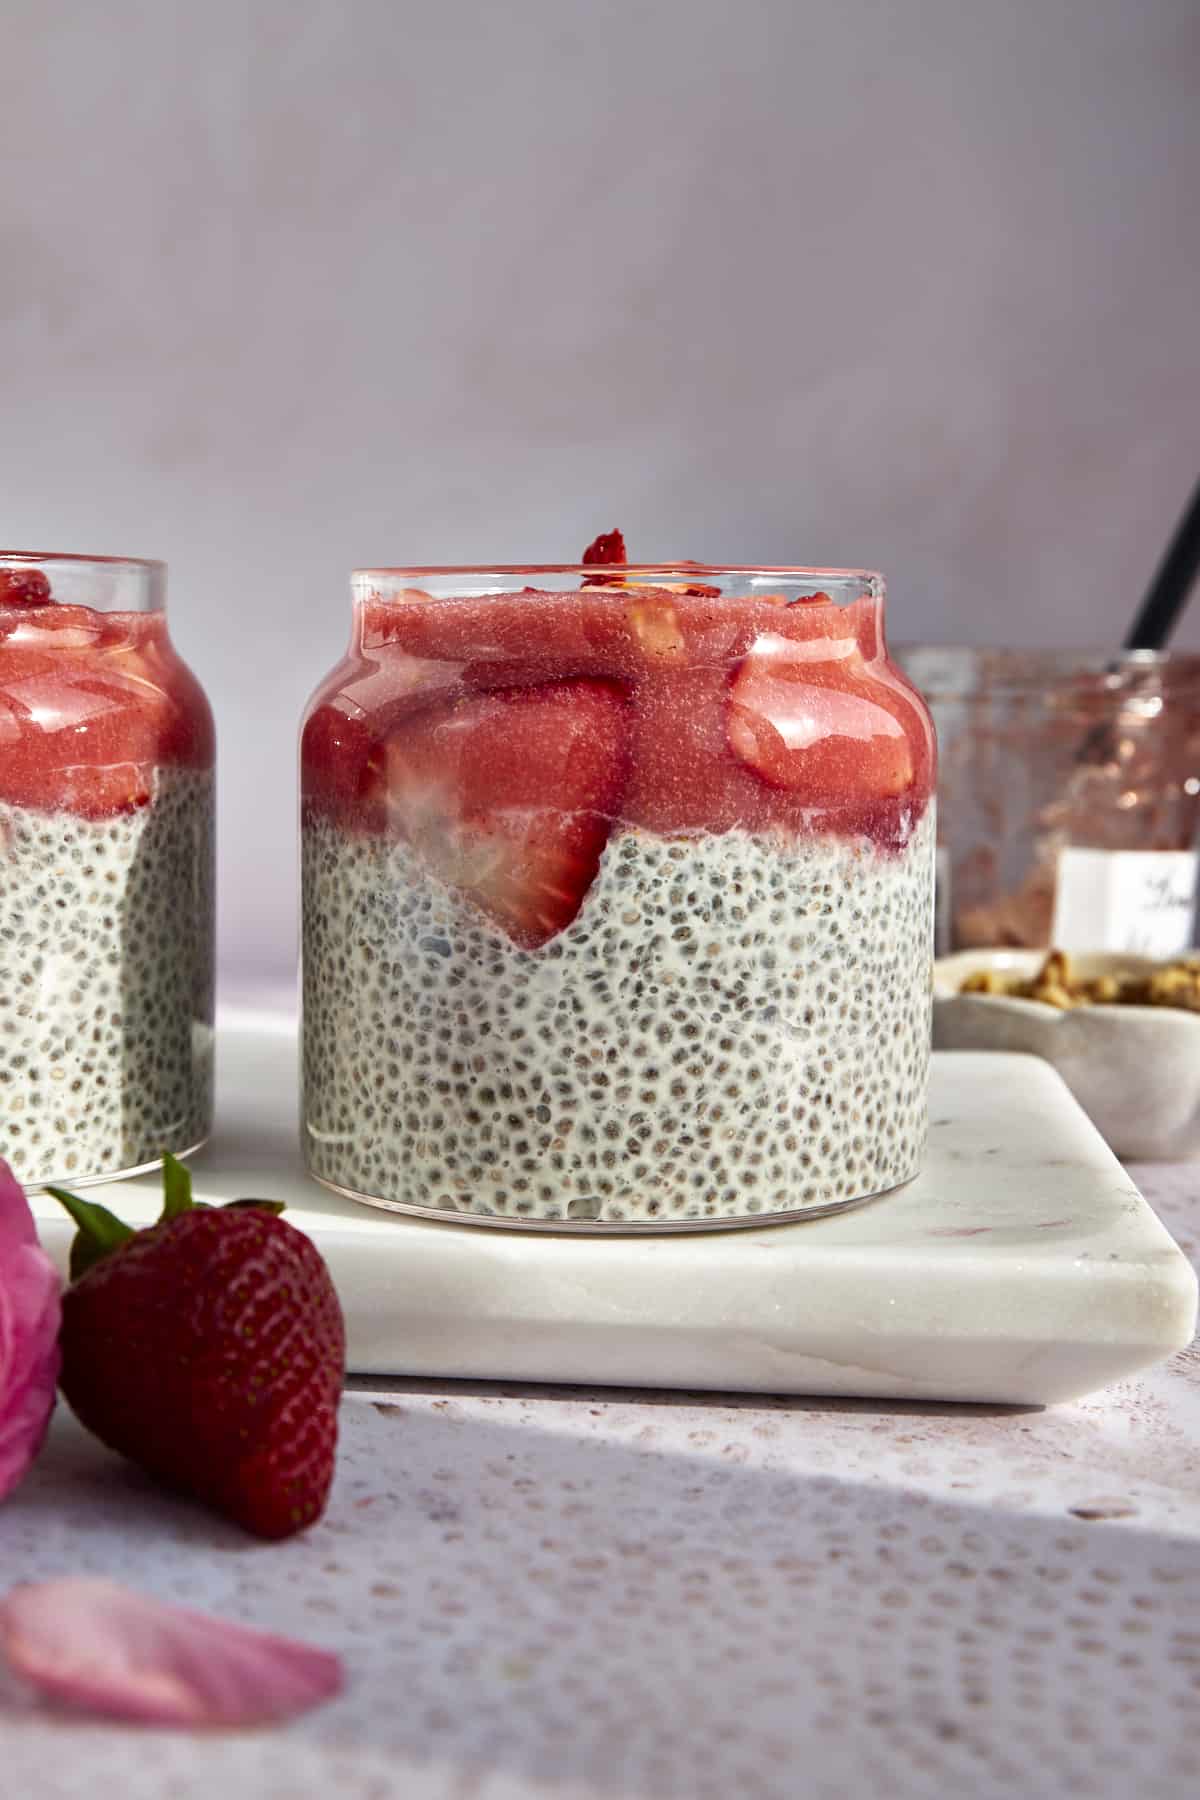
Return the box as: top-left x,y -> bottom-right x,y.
895,644 -> 1200,694
0,551 -> 166,614
0,549 -> 166,574
354,563 -> 884,586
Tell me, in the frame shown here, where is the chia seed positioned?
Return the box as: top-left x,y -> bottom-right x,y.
301,810 -> 934,1227
0,769 -> 215,1186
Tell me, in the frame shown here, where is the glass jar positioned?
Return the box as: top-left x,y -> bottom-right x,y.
0,553 -> 215,1187
895,648 -> 1200,956
301,564 -> 935,1231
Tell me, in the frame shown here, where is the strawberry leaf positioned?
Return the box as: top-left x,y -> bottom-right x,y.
223,1199 -> 286,1215
159,1154 -> 193,1222
44,1189 -> 136,1283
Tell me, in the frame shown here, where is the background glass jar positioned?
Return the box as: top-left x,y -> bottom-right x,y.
0,553 -> 215,1187
895,647 -> 1200,956
301,565 -> 936,1231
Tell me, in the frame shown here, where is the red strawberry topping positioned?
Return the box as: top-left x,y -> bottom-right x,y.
366,678 -> 630,947
0,608 -> 213,819
301,694 -> 378,824
726,631 -> 924,804
581,528 -> 627,582
307,547 -> 928,850
0,567 -> 54,608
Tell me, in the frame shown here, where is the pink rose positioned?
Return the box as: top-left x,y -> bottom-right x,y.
0,1158 -> 61,1499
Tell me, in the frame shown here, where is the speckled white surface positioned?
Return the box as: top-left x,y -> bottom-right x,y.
4,1011 -> 1199,1797
2,1282 -> 1199,1800
29,1012 -> 1197,1406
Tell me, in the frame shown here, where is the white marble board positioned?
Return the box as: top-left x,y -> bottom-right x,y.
29,1010 -> 1197,1406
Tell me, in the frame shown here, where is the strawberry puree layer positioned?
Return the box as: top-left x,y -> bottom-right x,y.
0,606 -> 213,820
303,587 -> 933,877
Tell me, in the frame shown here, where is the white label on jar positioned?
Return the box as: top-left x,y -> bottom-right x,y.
1051,849 -> 1199,956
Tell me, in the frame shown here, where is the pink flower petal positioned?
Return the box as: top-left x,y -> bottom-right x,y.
0,1158 -> 36,1255
0,1246 -> 61,1500
0,1158 -> 61,1501
0,1579 -> 344,1727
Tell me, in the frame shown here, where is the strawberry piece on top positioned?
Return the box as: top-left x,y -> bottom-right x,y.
0,568 -> 54,608
581,528 -> 627,584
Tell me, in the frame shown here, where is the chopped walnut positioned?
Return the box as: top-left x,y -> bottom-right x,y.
960,951 -> 1200,1012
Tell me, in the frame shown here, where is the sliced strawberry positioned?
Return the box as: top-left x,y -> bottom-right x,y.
360,587 -> 718,689
765,591 -> 881,657
0,611 -> 212,818
342,586 -> 920,840
726,631 -> 923,806
301,698 -> 378,826
359,590 -> 454,653
361,591 -> 593,678
367,679 -> 630,948
0,602 -> 103,650
361,585 -> 756,688
609,597 -> 889,833
0,567 -> 54,608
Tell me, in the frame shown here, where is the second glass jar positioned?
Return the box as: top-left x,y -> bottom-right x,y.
896,647 -> 1200,956
300,564 -> 936,1230
0,552 -> 215,1188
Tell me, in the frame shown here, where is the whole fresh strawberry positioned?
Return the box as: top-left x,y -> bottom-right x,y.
47,1158 -> 345,1541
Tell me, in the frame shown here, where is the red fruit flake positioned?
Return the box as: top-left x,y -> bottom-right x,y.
369,678 -> 630,947
581,528 -> 627,583
58,1207 -> 345,1542
0,567 -> 54,608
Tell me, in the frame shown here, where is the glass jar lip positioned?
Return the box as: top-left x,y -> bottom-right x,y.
0,549 -> 166,574
894,643 -> 1200,693
354,562 -> 884,585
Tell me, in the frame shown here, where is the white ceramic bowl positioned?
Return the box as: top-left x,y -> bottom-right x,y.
933,950 -> 1200,1162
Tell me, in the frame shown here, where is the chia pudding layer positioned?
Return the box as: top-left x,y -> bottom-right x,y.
0,768 -> 215,1186
302,809 -> 934,1224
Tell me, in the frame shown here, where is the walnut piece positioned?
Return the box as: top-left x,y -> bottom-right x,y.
960,951 -> 1200,1012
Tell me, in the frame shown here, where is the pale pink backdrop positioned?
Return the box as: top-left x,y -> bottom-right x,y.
1,0 -> 1197,977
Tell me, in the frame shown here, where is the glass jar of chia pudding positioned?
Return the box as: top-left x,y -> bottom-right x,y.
301,555 -> 936,1230
0,553 -> 215,1188
895,646 -> 1200,956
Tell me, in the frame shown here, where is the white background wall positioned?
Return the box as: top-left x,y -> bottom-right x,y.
2,0 -> 1198,980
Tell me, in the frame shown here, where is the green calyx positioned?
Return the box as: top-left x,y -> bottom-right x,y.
44,1187 -> 136,1283
46,1154 -> 286,1282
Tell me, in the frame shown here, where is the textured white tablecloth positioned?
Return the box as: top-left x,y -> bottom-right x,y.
2,1149 -> 1197,1799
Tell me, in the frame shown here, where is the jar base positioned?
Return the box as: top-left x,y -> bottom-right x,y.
308,1170 -> 915,1235
21,1136 -> 210,1197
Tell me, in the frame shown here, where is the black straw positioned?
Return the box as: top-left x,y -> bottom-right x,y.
1123,475 -> 1200,651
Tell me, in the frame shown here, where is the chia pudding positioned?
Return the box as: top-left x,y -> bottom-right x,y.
0,555 -> 215,1188
301,550 -> 935,1229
